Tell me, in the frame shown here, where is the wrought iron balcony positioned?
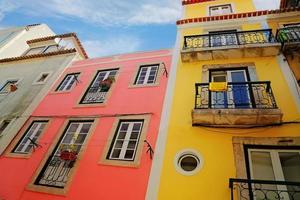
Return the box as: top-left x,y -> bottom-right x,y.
181,29 -> 281,62
80,86 -> 108,104
184,29 -> 275,49
35,155 -> 75,188
229,178 -> 300,200
192,81 -> 282,127
195,81 -> 277,109
276,26 -> 300,51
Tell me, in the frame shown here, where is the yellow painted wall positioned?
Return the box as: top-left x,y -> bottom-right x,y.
268,16 -> 300,82
157,56 -> 300,199
157,1 -> 300,200
184,0 -> 256,19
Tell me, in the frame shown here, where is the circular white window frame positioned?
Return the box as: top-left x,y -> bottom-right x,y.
174,149 -> 204,176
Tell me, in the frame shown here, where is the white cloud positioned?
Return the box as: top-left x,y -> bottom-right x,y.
6,0 -> 181,26
82,36 -> 141,57
0,0 -> 19,22
253,0 -> 280,10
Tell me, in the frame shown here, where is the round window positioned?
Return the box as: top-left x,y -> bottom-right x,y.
174,149 -> 203,176
178,154 -> 199,172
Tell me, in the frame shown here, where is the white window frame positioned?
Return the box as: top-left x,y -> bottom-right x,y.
13,121 -> 47,154
23,46 -> 47,56
0,79 -> 20,94
248,148 -> 300,200
56,73 -> 80,92
208,4 -> 233,16
135,64 -> 159,85
108,121 -> 144,161
91,69 -> 118,88
33,71 -> 52,85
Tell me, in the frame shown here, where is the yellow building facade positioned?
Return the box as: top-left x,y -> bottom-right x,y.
146,0 -> 300,199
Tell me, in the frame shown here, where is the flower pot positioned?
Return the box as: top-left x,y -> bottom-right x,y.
60,150 -> 77,161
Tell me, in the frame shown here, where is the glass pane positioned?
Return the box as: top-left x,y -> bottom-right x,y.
115,140 -> 124,148
127,141 -> 137,149
120,123 -> 129,131
279,152 -> 300,200
111,149 -> 121,158
124,150 -> 134,159
118,131 -> 127,139
25,47 -> 45,55
251,151 -> 276,180
279,152 -> 300,182
250,151 -> 278,200
68,123 -> 79,132
80,124 -> 91,133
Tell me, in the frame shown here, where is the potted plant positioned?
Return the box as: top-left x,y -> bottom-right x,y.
10,84 -> 18,92
59,144 -> 77,161
99,77 -> 115,92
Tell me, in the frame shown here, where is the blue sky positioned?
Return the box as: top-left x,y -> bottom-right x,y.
0,0 -> 279,58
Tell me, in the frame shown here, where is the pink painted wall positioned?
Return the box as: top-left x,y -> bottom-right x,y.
0,49 -> 172,200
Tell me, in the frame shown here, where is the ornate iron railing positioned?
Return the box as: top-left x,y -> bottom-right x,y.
276,26 -> 300,43
35,156 -> 75,188
229,178 -> 300,200
80,86 -> 108,104
195,81 -> 277,109
183,29 -> 275,50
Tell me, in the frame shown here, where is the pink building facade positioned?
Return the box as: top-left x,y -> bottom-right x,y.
0,49 -> 172,200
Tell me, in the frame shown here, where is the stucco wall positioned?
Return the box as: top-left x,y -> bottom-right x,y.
0,24 -> 54,59
0,54 -> 76,155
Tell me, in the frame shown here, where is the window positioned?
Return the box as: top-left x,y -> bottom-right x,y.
0,120 -> 10,136
43,45 -> 60,53
33,72 -> 51,84
135,64 -> 159,85
174,149 -> 203,176
13,121 -> 48,154
56,73 -> 79,92
24,46 -> 46,56
209,4 -> 232,16
80,69 -> 118,104
0,31 -> 17,46
247,147 -> 300,200
24,45 -> 62,56
34,121 -> 93,188
107,120 -> 144,161
0,80 -> 18,94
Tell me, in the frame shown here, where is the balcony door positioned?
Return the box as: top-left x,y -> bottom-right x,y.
210,69 -> 250,108
248,148 -> 300,200
209,30 -> 238,47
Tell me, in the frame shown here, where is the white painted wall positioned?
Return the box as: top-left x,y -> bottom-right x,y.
0,24 -> 55,59
0,53 -> 80,155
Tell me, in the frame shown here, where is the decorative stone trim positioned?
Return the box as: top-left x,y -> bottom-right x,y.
232,136 -> 300,179
176,7 -> 300,25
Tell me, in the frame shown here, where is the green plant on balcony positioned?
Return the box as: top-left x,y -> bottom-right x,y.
99,77 -> 115,92
278,30 -> 289,43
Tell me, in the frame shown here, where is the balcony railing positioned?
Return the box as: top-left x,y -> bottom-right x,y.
183,29 -> 275,50
229,178 -> 300,200
80,86 -> 108,104
35,156 -> 75,188
276,26 -> 300,44
195,81 -> 277,109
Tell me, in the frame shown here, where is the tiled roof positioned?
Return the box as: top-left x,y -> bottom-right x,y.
176,7 -> 300,25
182,0 -> 215,5
0,49 -> 77,63
27,33 -> 88,59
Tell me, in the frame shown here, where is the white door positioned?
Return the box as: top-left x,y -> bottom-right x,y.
248,149 -> 300,200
